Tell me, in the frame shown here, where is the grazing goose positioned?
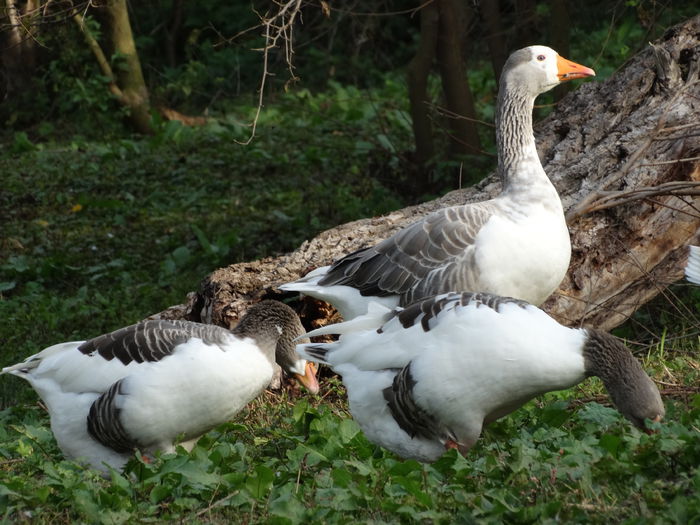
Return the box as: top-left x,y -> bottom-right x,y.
2,300 -> 319,473
685,245 -> 700,284
280,46 -> 595,320
296,292 -> 664,462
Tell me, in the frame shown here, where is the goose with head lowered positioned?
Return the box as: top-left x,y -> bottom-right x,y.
280,46 -> 595,320
2,300 -> 319,474
296,292 -> 664,462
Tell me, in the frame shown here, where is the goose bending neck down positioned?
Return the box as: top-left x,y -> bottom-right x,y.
280,46 -> 595,320
296,292 -> 664,462
2,300 -> 319,473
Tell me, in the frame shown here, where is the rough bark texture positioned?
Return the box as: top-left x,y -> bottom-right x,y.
1,0 -> 38,99
436,0 -> 481,156
155,16 -> 700,334
549,0 -> 571,102
479,0 -> 507,81
406,1 -> 439,169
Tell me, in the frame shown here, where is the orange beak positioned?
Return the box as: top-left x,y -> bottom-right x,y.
444,439 -> 470,456
556,55 -> 596,81
294,361 -> 320,394
643,413 -> 664,435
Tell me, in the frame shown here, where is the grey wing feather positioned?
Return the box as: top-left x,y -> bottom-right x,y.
393,292 -> 530,332
319,203 -> 496,303
87,379 -> 136,453
78,320 -> 233,365
383,363 -> 454,443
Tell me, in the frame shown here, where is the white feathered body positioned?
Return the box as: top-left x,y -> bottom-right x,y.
335,364 -> 446,462
4,334 -> 275,472
298,294 -> 587,461
403,300 -> 585,446
468,195 -> 570,305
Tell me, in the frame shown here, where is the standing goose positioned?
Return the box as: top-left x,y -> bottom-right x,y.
281,46 -> 595,320
296,292 -> 664,462
685,245 -> 700,284
2,300 -> 319,473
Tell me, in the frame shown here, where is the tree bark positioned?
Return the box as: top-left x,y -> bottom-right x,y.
155,16 -> 700,335
550,0 -> 571,102
435,0 -> 481,156
0,0 -> 38,99
514,0 -> 538,47
165,0 -> 185,69
479,0 -> 508,81
406,1 -> 439,171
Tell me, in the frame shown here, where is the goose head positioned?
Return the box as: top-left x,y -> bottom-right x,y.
583,330 -> 665,431
502,45 -> 596,96
233,300 -> 319,394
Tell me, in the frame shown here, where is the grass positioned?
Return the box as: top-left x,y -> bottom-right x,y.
2,28 -> 700,522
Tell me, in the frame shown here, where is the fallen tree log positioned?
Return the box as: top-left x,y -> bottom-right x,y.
156,15 -> 700,333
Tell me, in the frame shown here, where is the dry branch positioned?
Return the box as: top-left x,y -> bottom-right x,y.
237,0 -> 303,145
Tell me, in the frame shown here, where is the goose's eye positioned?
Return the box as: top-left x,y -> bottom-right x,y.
537,54 -> 546,61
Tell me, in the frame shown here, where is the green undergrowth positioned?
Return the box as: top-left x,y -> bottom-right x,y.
1,383 -> 699,524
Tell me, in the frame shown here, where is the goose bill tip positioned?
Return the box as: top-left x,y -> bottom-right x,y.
643,413 -> 664,434
556,55 -> 596,80
295,362 -> 320,394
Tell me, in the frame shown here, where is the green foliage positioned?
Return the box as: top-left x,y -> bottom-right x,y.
1,390 -> 699,523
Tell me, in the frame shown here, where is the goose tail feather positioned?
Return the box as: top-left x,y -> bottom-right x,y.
296,343 -> 332,365
304,302 -> 395,339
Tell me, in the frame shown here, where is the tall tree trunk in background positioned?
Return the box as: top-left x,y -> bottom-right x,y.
92,0 -> 153,134
1,0 -> 38,100
406,0 -> 482,192
165,0 -> 185,68
514,0 -> 537,47
550,0 -> 570,102
406,1 -> 439,188
157,16 -> 700,336
435,0 -> 481,157
479,0 -> 508,82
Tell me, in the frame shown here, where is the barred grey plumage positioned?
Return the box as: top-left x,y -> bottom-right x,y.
87,379 -> 135,453
78,320 -> 234,365
394,292 -> 530,332
383,363 -> 453,444
318,202 -> 498,306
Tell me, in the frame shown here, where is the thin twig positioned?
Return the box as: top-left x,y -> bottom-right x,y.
0,457 -> 25,467
566,181 -> 700,219
236,0 -> 303,145
194,491 -> 241,517
658,122 -> 700,133
640,156 -> 700,166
